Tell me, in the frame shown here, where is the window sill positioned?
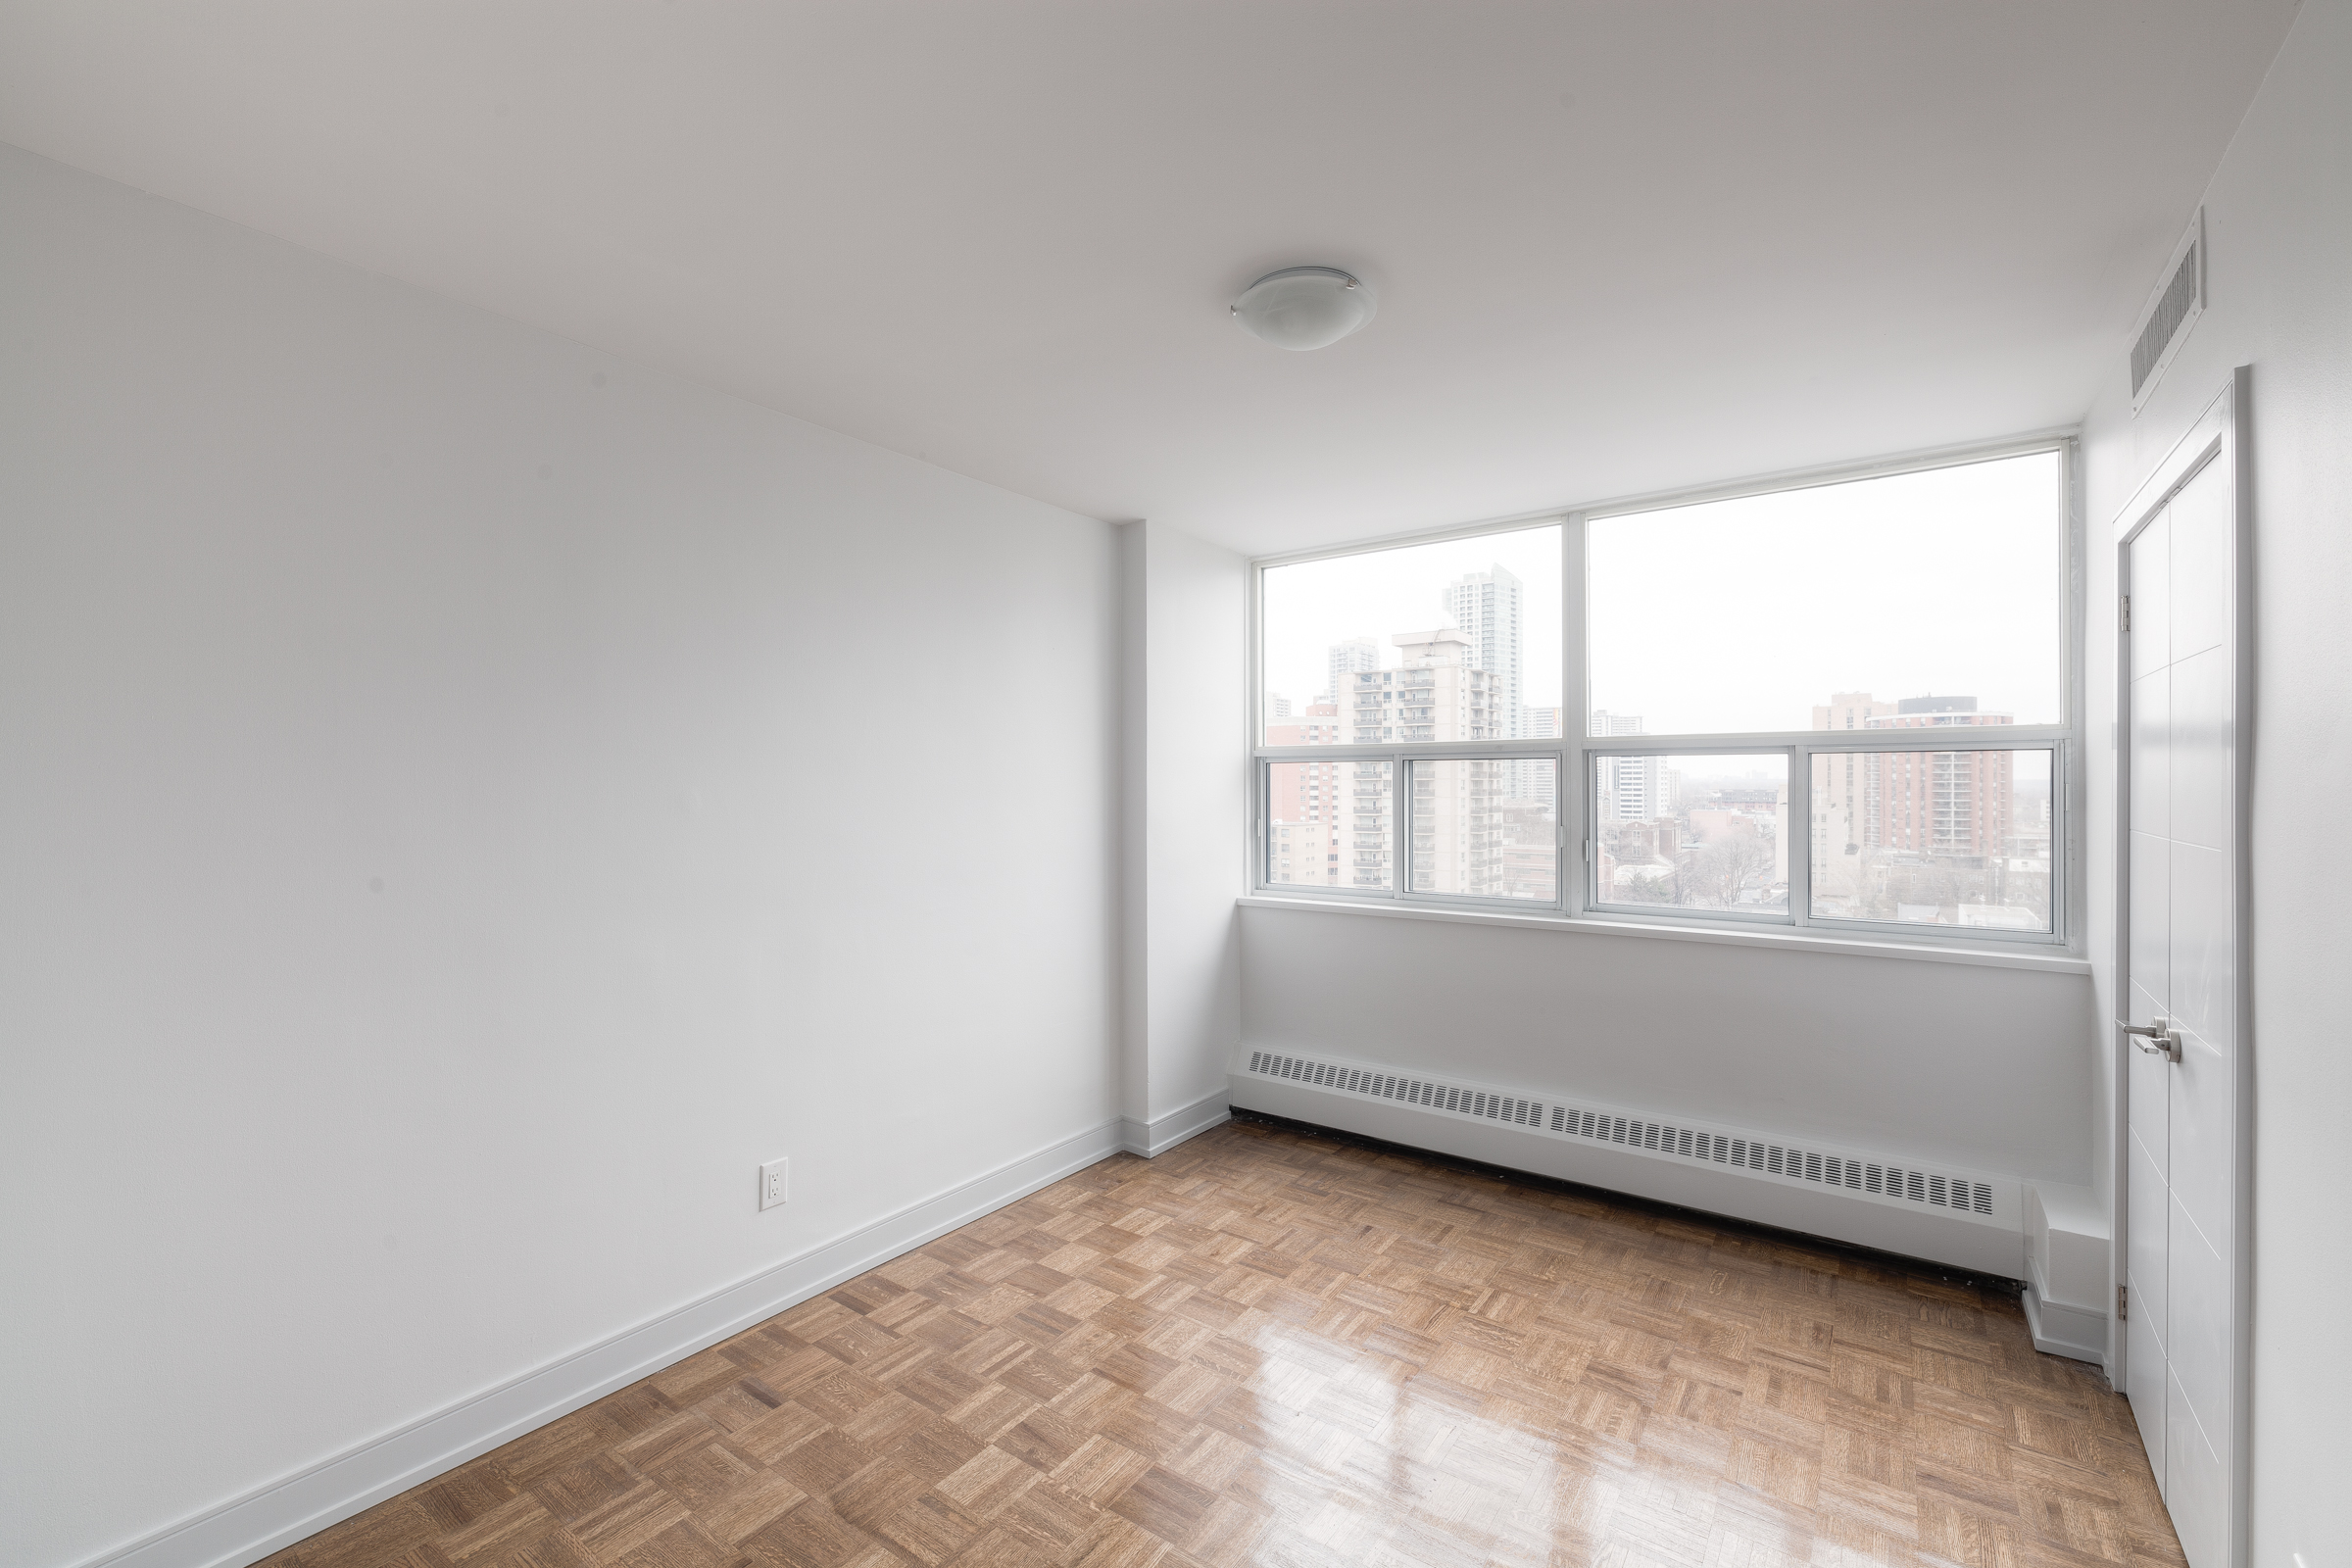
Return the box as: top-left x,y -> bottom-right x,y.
1235,895 -> 2090,975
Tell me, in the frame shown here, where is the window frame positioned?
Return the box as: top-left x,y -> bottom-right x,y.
1247,432 -> 2082,953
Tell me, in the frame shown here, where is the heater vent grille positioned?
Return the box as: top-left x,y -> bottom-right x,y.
1245,1050 -> 1998,1218
1247,1050 -> 1544,1127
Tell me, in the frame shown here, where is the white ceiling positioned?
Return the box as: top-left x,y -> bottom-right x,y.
0,3 -> 2294,555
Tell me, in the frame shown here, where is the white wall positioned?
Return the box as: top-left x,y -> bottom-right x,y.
0,144 -> 1121,1568
1243,907 -> 2096,1182
2080,3 -> 2352,1559
1121,522 -> 1246,1145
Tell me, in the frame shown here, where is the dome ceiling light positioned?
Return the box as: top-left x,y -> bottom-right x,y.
1230,266 -> 1377,351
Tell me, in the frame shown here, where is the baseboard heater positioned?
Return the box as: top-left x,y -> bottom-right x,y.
1231,1049 -> 2026,1278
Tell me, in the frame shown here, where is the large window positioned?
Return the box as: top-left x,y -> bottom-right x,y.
1252,442 -> 2075,946
1258,525 -> 1565,906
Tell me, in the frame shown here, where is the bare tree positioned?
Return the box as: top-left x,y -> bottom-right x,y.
1678,831 -> 1777,907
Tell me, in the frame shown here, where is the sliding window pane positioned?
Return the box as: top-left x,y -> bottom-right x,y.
1260,524 -> 1561,745
1810,748 -> 2052,932
1588,451 -> 2062,736
1409,759 -> 1557,902
1593,754 -> 1788,913
1286,759 -> 1399,891
1266,760 -> 1347,888
1345,760 -> 1396,890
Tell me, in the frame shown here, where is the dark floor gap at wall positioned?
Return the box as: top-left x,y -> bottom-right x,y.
259,1118 -> 2174,1568
1227,1108 -> 2033,1297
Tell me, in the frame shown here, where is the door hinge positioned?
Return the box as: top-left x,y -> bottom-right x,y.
2121,594 -> 2131,632
2118,1283 -> 2129,1321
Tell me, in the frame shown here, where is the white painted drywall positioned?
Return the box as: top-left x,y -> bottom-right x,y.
1242,906 -> 2096,1183
2081,2 -> 2352,1558
1119,524 -> 1151,1130
1122,522 -> 1246,1136
0,145 -> 1120,1568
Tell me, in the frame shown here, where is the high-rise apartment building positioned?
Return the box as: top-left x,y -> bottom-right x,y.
1513,704 -> 1561,803
1264,702 -> 1344,886
1806,693 -> 2036,922
1411,755 -> 1504,897
1443,565 -> 1524,741
1345,630 -> 1501,892
1348,630 -> 1499,742
1861,697 -> 2014,858
1267,702 -> 1344,749
1324,638 -> 1379,707
1810,692 -> 1897,905
1589,710 -> 1666,822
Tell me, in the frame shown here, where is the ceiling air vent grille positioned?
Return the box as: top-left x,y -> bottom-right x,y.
1243,1049 -> 2001,1220
2130,210 -> 2204,413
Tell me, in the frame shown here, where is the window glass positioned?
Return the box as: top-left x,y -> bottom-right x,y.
1260,525 -> 1562,747
1268,760 -> 1397,892
1342,760 -> 1396,890
1266,760 -> 1346,889
1593,754 -> 1788,913
1588,452 -> 2063,735
1810,748 -> 2053,932
1410,759 -> 1556,903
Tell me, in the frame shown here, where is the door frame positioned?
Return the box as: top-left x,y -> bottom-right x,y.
2108,365 -> 2253,1567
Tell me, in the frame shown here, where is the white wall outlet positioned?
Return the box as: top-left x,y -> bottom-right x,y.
760,1157 -> 789,1211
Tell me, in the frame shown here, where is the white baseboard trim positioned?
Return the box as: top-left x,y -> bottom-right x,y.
1232,1074 -> 2026,1277
2023,1257 -> 2109,1365
1120,1089 -> 1231,1158
69,1118 -> 1127,1568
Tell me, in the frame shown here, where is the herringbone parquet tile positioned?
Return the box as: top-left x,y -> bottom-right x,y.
261,1119 -> 2180,1568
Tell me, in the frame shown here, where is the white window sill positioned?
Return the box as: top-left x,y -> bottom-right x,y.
1235,894 -> 2090,975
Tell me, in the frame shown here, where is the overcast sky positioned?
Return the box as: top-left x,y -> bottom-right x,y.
1589,451 -> 2062,733
1262,450 -> 2062,739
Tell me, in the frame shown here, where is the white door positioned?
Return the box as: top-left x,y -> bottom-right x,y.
2119,382 -> 2245,1568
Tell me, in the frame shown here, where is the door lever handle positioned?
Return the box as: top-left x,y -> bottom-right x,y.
2119,1019 -> 2182,1062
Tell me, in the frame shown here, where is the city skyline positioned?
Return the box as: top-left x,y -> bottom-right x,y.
1268,649 -> 2055,929
1261,523 -> 1560,732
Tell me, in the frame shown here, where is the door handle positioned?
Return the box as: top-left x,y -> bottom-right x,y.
2120,1019 -> 2182,1062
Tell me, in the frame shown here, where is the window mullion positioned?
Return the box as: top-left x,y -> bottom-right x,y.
1389,751 -> 1406,899
1586,726 -> 2072,755
1563,514 -> 1589,915
1254,756 -> 1266,888
1788,745 -> 1814,929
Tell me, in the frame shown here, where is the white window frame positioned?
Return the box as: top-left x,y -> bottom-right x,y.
1247,431 -> 2083,953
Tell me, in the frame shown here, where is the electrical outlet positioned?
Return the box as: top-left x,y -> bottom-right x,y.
760,1157 -> 789,1210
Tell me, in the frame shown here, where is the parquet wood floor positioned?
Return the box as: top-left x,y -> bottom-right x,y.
261,1118 -> 2180,1568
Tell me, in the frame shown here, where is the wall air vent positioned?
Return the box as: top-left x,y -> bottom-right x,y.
1242,1049 -> 2008,1223
2130,209 -> 2204,414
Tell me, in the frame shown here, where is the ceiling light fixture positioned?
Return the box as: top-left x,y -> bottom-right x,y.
1230,266 -> 1377,351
